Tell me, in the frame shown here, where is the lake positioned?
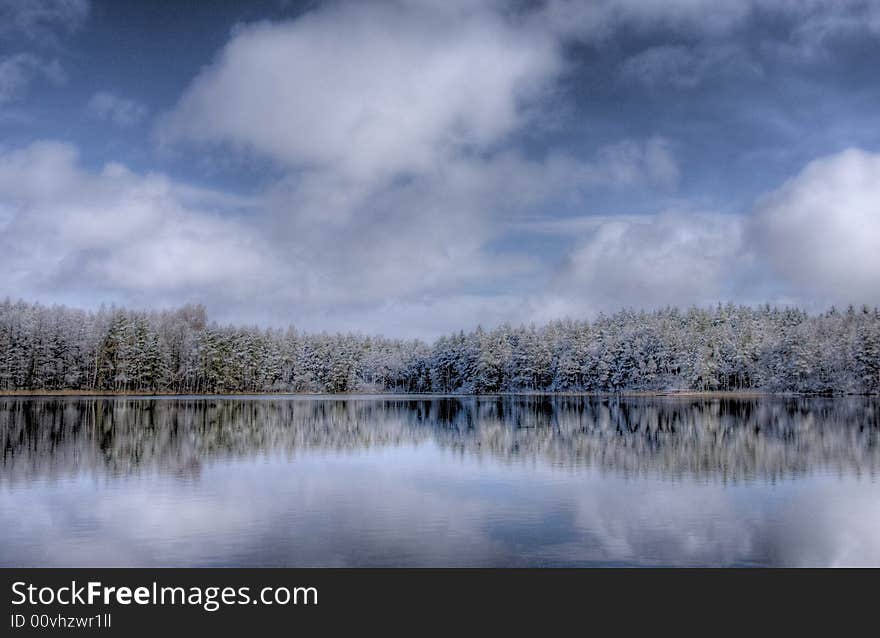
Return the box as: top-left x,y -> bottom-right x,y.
1,395 -> 878,567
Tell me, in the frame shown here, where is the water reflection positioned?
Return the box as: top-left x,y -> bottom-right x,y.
1,396 -> 879,567
2,396 -> 878,482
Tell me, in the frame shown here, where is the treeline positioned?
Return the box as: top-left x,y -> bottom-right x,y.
1,298 -> 878,395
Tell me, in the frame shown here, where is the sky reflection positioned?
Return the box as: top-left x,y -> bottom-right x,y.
1,396 -> 878,566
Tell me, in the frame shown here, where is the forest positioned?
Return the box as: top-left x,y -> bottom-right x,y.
0,298 -> 878,395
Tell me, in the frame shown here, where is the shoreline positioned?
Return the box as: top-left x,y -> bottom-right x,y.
0,389 -> 871,398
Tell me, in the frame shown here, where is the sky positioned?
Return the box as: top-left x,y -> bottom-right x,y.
1,0 -> 879,339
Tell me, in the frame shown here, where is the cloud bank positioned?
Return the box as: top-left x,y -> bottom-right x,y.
2,0 -> 880,337
0,142 -> 275,311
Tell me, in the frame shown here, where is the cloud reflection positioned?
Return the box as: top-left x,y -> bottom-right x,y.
1,396 -> 878,566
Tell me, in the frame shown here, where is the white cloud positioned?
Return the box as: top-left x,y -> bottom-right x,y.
0,142 -> 277,309
544,0 -> 880,76
749,148 -> 880,306
150,1 -> 688,334
0,134 -> 680,336
592,138 -> 680,188
538,0 -> 755,41
0,1 -> 82,107
159,1 -> 562,181
251,139 -> 680,329
0,0 -> 89,41
6,1 -> 878,337
620,44 -> 761,89
530,147 -> 880,321
87,91 -> 149,127
541,0 -> 880,42
531,211 -> 745,320
0,53 -> 64,104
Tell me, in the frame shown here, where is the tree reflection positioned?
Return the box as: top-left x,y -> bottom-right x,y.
1,396 -> 878,482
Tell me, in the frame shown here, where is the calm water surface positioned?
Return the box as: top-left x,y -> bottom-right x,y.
1,395 -> 879,566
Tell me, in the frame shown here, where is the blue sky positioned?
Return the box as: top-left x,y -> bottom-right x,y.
2,0 -> 880,338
